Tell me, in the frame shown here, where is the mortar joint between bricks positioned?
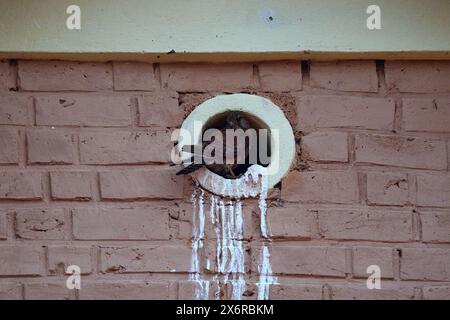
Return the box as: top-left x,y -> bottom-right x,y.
131,96 -> 140,127
153,63 -> 162,89
446,140 -> 450,171
406,173 -> 416,206
20,283 -> 25,300
252,64 -> 261,89
18,128 -> 27,168
355,172 -> 367,205
73,134 -> 81,165
393,97 -> 403,133
322,283 -> 332,300
42,245 -> 49,277
392,248 -> 401,280
411,209 -> 423,242
7,210 -> 17,242
413,287 -> 424,300
375,60 -> 387,95
345,247 -> 353,280
348,133 -> 356,164
31,96 -> 37,126
68,208 -> 75,241
301,60 -> 311,87
92,245 -> 100,275
7,59 -> 19,92
42,171 -> 52,204
15,59 -> 23,91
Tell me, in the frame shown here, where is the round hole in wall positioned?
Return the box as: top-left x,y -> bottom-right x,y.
177,93 -> 295,198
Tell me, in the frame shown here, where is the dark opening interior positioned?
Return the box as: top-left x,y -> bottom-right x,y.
201,110 -> 272,179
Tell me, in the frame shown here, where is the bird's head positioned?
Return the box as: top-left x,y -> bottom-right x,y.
226,111 -> 251,130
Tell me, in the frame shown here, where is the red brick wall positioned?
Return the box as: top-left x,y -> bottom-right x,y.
0,59 -> 449,300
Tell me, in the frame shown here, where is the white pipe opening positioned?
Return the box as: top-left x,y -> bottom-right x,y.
177,93 -> 295,198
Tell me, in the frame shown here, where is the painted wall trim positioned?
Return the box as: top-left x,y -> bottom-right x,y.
1,51 -> 450,63
1,0 -> 449,62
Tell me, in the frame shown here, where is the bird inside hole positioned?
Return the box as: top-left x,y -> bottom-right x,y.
176,111 -> 269,179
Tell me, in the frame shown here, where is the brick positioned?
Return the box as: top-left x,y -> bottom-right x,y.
25,283 -> 75,300
282,171 -> 358,204
0,211 -> 6,239
423,286 -> 450,300
330,285 -> 414,300
366,172 -> 409,206
80,130 -> 172,164
16,208 -> 70,240
0,95 -> 32,125
421,211 -> 450,243
27,130 -> 74,164
251,246 -> 346,277
319,210 -> 412,242
99,169 -> 183,200
137,92 -> 182,127
0,60 -> 16,91
113,62 -> 157,91
47,246 -> 92,275
310,61 -> 378,92
0,128 -> 19,164
160,63 -> 253,92
353,247 -> 394,278
35,94 -> 132,126
385,61 -> 450,93
224,282 -> 323,300
72,207 -> 170,240
301,131 -> 348,162
297,96 -> 395,131
50,171 -> 92,200
0,172 -> 42,200
355,134 -> 447,170
0,283 -> 22,299
258,61 -> 302,92
403,98 -> 450,133
268,284 -> 323,300
266,205 -> 316,239
18,60 -> 112,91
179,280 -> 222,300
0,246 -> 42,276
100,246 -> 191,273
80,281 -> 169,299
400,248 -> 450,281
416,174 -> 450,207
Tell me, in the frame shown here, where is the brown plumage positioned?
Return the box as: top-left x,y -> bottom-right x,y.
176,111 -> 255,179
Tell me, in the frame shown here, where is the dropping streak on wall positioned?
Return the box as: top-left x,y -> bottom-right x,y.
189,166 -> 277,300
